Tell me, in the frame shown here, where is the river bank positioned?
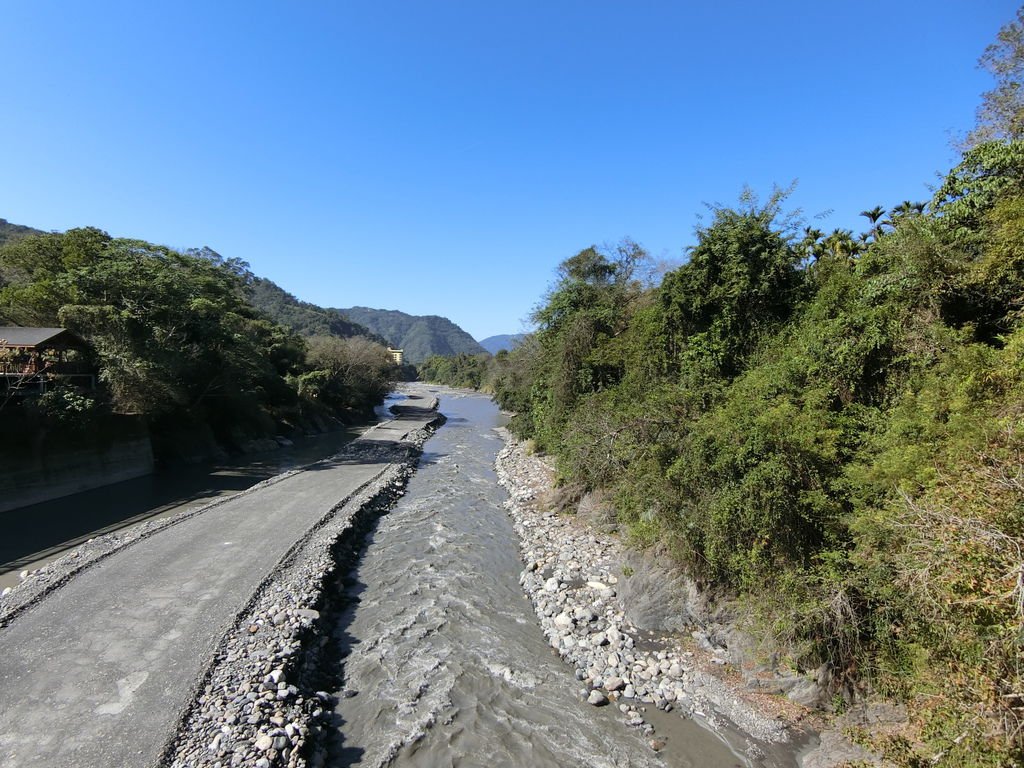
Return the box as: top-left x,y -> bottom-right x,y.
166,405 -> 445,768
494,433 -> 880,768
0,392 -> 444,768
0,424 -> 374,591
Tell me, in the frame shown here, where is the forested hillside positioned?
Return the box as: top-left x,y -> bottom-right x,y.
427,14 -> 1024,767
0,219 -> 43,247
0,231 -> 397,461
338,306 -> 486,363
249,277 -> 387,345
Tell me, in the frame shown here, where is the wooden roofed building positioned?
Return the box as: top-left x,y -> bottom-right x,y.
0,327 -> 96,394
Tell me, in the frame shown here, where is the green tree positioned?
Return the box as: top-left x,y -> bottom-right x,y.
299,335 -> 393,415
965,6 -> 1024,148
859,205 -> 887,242
526,240 -> 648,447
659,189 -> 803,383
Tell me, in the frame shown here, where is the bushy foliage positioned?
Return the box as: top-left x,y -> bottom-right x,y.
0,229 -> 396,454
300,335 -> 393,416
487,145 -> 1024,764
417,352 -> 491,389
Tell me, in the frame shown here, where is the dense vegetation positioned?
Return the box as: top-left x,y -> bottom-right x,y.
418,352 -> 492,389
442,15 -> 1024,766
0,230 -> 397,461
339,306 -> 487,364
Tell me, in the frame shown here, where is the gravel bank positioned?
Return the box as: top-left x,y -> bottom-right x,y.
0,465 -> 319,629
495,433 -> 808,766
164,417 -> 443,768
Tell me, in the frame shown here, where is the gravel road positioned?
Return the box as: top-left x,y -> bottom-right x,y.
0,404 -> 440,768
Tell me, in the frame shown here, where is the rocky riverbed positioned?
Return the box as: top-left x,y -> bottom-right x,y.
495,432 -> 880,768
0,407 -> 442,768
165,420 -> 442,768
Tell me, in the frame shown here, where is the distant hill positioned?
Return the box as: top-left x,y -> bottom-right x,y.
249,278 -> 387,344
338,307 -> 487,364
0,219 -> 44,247
478,334 -> 526,354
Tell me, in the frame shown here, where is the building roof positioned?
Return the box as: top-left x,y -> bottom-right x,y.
0,327 -> 84,348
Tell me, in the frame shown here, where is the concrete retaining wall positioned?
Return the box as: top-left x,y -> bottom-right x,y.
0,436 -> 154,513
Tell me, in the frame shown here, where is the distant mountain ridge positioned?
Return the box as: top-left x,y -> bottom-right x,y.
338,306 -> 487,364
478,333 -> 526,354
1,219 -> 478,365
248,278 -> 387,345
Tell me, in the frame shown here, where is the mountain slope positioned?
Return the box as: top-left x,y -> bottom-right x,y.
249,278 -> 386,344
338,307 -> 487,364
0,219 -> 44,247
478,333 -> 526,354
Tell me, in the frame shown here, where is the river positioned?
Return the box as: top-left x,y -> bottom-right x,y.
319,387 -> 750,768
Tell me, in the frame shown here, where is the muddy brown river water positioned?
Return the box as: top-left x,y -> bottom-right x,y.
319,389 -> 757,768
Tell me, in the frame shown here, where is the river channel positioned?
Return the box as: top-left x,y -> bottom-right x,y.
320,388 -> 749,768
0,415 -> 378,590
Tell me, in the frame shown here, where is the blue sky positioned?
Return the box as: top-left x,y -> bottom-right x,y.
0,1 -> 1018,340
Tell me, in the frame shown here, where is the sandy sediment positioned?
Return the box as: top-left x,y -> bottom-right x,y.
163,417 -> 443,768
0,406 -> 443,768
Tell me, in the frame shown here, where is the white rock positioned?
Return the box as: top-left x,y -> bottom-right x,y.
254,734 -> 274,751
605,676 -> 626,692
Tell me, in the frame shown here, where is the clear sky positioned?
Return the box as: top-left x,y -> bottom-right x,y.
0,1 -> 1018,340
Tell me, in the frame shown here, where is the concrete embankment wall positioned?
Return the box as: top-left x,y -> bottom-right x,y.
0,436 -> 154,513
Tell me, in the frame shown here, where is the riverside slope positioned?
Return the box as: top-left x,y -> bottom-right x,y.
0,397 -> 442,768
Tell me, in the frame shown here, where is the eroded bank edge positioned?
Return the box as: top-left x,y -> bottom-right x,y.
163,413 -> 444,768
494,430 -> 806,765
0,411 -> 424,629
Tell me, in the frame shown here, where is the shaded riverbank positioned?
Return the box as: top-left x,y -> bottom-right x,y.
496,432 -> 883,768
0,417 -> 389,590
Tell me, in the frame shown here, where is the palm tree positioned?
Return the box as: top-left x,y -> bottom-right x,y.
823,229 -> 865,264
859,205 -> 887,243
800,225 -> 824,256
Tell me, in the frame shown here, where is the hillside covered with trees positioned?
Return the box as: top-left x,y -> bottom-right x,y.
424,13 -> 1024,767
338,306 -> 487,364
249,277 -> 388,346
0,230 -> 398,462
0,218 -> 43,248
